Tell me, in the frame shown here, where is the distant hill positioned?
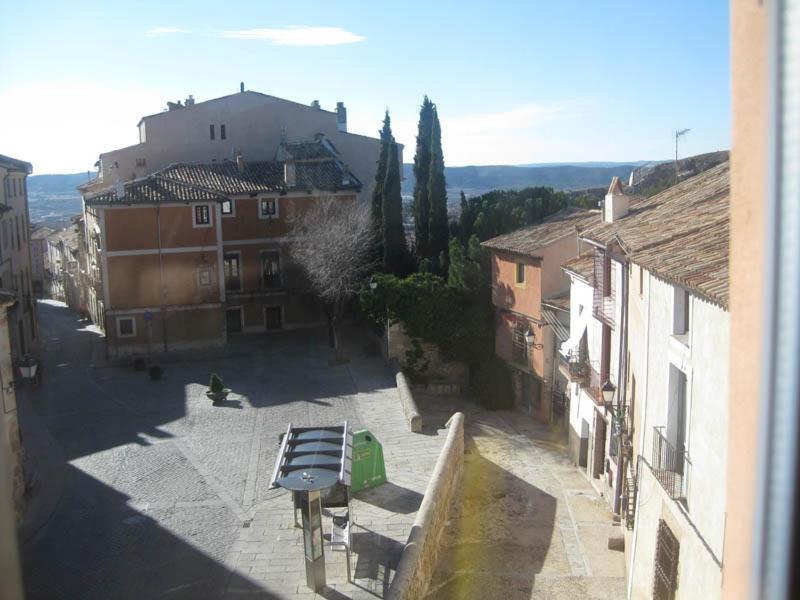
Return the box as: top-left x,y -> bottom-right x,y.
401,162 -> 646,198
629,151 -> 729,197
27,172 -> 86,227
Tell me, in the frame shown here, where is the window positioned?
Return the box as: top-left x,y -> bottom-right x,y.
221,200 -> 233,216
209,124 -> 215,140
262,251 -> 281,288
259,198 -> 277,219
672,287 -> 690,337
193,205 -> 211,227
652,519 -> 680,600
116,316 -> 136,338
515,262 -> 525,285
220,124 -> 226,140
512,321 -> 529,365
223,254 -> 241,291
667,365 -> 688,477
15,216 -> 20,250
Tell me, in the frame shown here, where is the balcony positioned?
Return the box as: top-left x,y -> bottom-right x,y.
651,426 -> 685,500
559,347 -> 589,382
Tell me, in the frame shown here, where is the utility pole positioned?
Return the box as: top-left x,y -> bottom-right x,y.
674,128 -> 691,184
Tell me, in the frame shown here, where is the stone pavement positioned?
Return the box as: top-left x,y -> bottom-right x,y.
19,301 -> 447,600
420,395 -> 627,599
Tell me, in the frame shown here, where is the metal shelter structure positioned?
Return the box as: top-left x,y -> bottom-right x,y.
269,423 -> 352,591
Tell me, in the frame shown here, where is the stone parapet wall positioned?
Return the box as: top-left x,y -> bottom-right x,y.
387,412 -> 464,600
395,372 -> 422,433
385,323 -> 468,388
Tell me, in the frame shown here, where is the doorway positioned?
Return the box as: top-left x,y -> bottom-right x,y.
226,308 -> 242,333
265,305 -> 283,331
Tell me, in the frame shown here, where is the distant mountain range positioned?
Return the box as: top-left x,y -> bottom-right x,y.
26,172 -> 86,228
401,162 -> 659,198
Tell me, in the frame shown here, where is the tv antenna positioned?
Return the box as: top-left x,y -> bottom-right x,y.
674,128 -> 691,184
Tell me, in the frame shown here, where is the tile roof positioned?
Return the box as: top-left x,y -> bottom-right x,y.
0,154 -> 32,173
85,175 -> 229,206
581,162 -> 730,309
561,252 -> 594,284
481,207 -> 600,257
85,144 -> 361,206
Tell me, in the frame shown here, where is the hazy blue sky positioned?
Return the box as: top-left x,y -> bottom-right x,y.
0,1 -> 730,173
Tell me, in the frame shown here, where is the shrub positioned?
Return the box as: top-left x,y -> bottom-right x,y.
148,365 -> 163,381
473,358 -> 514,410
209,373 -> 225,393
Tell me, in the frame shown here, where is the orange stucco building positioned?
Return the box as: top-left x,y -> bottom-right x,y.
482,208 -> 597,422
83,139 -> 359,356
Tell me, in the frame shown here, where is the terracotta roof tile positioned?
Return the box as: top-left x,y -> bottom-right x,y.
481,207 -> 600,257
581,162 -> 730,309
561,252 -> 595,284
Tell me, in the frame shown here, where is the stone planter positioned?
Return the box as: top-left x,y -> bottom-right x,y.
206,389 -> 231,405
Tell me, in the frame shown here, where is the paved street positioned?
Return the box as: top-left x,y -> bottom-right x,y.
421,396 -> 627,599
19,301 -> 445,599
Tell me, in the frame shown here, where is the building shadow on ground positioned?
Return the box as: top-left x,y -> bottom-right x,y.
354,482 -> 423,515
426,442 -> 557,600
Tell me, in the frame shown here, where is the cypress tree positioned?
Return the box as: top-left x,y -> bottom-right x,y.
427,107 -> 449,267
459,190 -> 470,243
382,140 -> 406,275
371,111 -> 392,265
412,97 -> 434,260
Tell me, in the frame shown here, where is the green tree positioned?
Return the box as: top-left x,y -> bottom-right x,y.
412,97 -> 434,259
371,111 -> 392,264
382,140 -> 406,275
427,107 -> 449,267
458,190 -> 470,243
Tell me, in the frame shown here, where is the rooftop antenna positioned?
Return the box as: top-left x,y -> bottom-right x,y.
674,128 -> 691,184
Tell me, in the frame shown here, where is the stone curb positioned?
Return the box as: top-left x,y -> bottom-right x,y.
387,412 -> 465,600
396,371 -> 422,433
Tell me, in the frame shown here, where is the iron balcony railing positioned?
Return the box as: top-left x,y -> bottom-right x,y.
564,346 -> 589,379
624,461 -> 637,530
652,426 -> 685,500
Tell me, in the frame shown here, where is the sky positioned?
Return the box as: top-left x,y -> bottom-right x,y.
0,1 -> 730,174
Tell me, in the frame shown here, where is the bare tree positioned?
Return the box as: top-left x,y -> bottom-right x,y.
289,198 -> 376,349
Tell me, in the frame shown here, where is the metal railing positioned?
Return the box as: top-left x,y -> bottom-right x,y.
652,426 -> 684,499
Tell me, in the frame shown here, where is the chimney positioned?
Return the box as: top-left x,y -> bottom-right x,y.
185,95 -> 195,106
240,82 -> 245,93
336,102 -> 347,132
603,176 -> 629,223
310,100 -> 321,109
235,151 -> 246,173
284,160 -> 296,187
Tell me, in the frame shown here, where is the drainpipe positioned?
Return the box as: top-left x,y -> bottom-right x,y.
614,260 -> 629,516
156,205 -> 167,352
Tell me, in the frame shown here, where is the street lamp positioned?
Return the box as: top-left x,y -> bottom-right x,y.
602,380 -> 616,410
18,355 -> 38,381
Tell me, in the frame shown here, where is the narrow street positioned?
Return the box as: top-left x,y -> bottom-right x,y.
421,398 -> 627,599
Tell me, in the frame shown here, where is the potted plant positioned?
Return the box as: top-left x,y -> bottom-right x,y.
149,365 -> 163,381
206,373 -> 230,404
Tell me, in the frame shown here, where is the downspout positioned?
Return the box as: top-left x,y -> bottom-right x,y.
627,267 -> 652,600
614,259 -> 629,515
156,205 -> 167,352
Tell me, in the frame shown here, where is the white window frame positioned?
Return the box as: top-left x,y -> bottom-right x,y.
258,197 -> 279,220
192,204 -> 213,228
220,198 -> 235,218
116,316 -> 136,338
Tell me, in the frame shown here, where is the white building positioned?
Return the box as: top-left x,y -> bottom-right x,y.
562,164 -> 730,598
0,154 -> 37,358
79,88 -> 399,206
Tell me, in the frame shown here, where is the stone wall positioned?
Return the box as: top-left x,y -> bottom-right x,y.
0,308 -> 23,521
395,372 -> 422,433
385,323 -> 468,389
387,412 -> 464,600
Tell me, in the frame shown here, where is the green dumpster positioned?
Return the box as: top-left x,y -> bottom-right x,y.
350,429 -> 387,492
